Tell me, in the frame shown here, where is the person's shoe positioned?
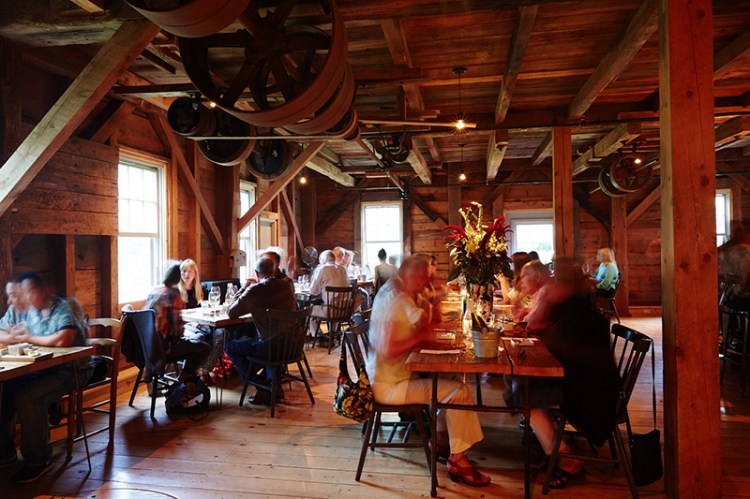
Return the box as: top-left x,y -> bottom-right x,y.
428,440 -> 450,462
247,390 -> 271,405
446,457 -> 491,487
0,453 -> 18,469
10,461 -> 53,484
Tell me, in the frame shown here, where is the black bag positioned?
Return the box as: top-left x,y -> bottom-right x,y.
627,346 -> 663,486
630,429 -> 663,486
165,377 -> 211,419
333,343 -> 374,422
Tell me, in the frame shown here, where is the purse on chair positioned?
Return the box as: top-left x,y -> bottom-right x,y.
333,343 -> 374,422
627,344 -> 664,486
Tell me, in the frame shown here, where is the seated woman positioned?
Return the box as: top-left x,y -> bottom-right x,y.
145,263 -> 211,383
367,256 -> 490,487
178,259 -> 203,309
498,251 -> 531,305
510,259 -> 620,488
594,247 -> 619,296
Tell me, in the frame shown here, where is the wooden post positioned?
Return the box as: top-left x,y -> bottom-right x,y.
64,234 -> 76,297
610,195 -> 629,316
552,127 -> 574,260
659,0 -> 720,496
301,181 -> 316,250
102,235 -> 117,317
0,38 -> 21,162
186,143 -> 201,266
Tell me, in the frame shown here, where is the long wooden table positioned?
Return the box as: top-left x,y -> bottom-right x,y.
406,335 -> 563,498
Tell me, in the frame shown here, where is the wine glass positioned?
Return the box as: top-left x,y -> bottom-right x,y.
208,286 -> 221,312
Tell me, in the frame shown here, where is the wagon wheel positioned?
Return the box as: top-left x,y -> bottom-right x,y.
167,97 -> 217,137
247,140 -> 293,179
610,155 -> 654,193
197,110 -> 256,166
598,164 -> 628,197
179,0 -> 348,128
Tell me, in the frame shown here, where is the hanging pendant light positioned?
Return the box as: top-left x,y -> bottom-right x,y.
452,66 -> 468,131
458,143 -> 467,182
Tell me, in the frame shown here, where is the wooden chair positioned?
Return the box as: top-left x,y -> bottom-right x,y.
343,320 -> 431,482
312,285 -> 357,354
239,306 -> 315,417
595,272 -> 622,323
65,317 -> 122,451
719,303 -> 750,397
542,323 -> 652,497
123,310 -> 179,419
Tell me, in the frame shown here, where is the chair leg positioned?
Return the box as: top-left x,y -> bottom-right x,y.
269,367 -> 278,418
356,413 -> 376,481
302,350 -> 313,378
370,412 -> 383,450
149,376 -> 158,420
542,413 -> 567,495
66,391 -> 76,460
613,426 -> 639,499
239,373 -> 250,406
297,362 -> 316,404
611,299 -> 621,323
414,411 -> 431,467
108,373 -> 118,447
475,372 -> 483,405
129,368 -> 143,407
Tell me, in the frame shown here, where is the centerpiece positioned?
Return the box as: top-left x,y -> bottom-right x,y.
443,202 -> 512,318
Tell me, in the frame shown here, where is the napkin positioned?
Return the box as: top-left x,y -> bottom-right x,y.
503,338 -> 537,346
420,349 -> 462,355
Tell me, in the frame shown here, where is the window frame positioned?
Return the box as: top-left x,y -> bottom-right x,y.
239,180 -> 258,281
716,189 -> 731,246
504,209 -> 555,264
117,150 -> 167,304
360,201 -> 403,271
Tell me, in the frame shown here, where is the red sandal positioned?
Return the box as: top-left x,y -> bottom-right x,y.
446,457 -> 491,487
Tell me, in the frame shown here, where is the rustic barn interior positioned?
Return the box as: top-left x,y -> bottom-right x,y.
0,0 -> 747,497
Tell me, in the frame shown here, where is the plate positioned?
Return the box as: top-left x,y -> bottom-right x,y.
0,351 -> 54,362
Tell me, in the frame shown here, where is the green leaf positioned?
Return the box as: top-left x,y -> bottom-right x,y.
447,267 -> 461,282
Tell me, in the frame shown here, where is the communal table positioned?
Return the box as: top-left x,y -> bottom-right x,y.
406,334 -> 563,498
181,308 -> 253,408
0,346 -> 94,469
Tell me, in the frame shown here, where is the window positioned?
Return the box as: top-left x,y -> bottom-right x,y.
118,154 -> 166,303
239,182 -> 258,281
505,210 -> 554,264
361,202 -> 402,273
716,190 -> 731,246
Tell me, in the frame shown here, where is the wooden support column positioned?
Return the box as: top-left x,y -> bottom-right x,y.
64,234 -> 76,297
102,235 -> 117,317
301,182 -> 317,250
167,153 -> 179,258
228,163 -> 240,278
659,0 -> 720,496
187,143 -> 201,265
0,38 -> 21,162
610,195 -> 629,316
552,127 -> 574,260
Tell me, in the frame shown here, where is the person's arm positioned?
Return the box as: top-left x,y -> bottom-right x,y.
597,263 -> 617,290
12,324 -> 76,347
378,317 -> 431,361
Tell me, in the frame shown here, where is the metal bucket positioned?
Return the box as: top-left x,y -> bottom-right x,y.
472,329 -> 501,358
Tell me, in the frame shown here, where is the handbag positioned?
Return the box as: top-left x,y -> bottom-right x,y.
333,343 -> 374,422
627,344 -> 663,486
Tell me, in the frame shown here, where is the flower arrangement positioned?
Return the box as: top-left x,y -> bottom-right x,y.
443,202 -> 512,286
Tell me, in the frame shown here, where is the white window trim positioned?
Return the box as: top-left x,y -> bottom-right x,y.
361,201 -> 403,269
504,209 -> 554,256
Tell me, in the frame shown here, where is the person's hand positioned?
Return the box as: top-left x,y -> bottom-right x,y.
9,323 -> 30,338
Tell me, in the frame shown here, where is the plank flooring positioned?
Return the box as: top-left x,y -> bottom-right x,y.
2,316 -> 749,498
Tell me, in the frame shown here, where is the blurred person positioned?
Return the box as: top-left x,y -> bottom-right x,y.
0,272 -> 89,484
415,253 -> 445,323
367,256 -> 490,487
144,263 -> 211,382
511,260 -> 550,322
506,259 -> 619,488
261,248 -> 294,285
498,251 -> 531,305
0,275 -> 28,340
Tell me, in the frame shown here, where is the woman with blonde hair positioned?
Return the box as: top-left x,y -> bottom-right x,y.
594,247 -> 619,294
179,259 -> 203,309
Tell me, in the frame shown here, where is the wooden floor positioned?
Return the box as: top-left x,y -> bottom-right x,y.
3,316 -> 750,498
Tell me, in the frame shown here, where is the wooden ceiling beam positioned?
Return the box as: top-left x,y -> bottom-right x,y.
90,100 -> 135,143
495,6 -> 538,123
69,0 -> 105,14
305,155 -> 355,186
714,30 -> 750,77
567,0 -> 658,120
626,184 -> 661,227
381,18 -> 411,68
405,138 -> 432,184
530,132 -> 552,166
572,122 -> 642,175
239,141 -> 325,231
0,19 -> 159,218
486,130 -> 509,181
715,115 -> 750,148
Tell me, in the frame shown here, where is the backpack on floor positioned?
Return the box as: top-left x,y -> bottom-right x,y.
164,376 -> 210,419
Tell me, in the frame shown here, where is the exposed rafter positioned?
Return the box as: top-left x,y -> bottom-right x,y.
715,30 -> 750,77
530,132 -> 552,166
715,116 -> 750,149
305,155 -> 355,186
406,138 -> 432,184
495,6 -> 538,123
572,123 -> 642,175
486,130 -> 509,181
567,0 -> 658,120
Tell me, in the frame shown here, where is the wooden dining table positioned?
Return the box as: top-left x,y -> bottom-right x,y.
406,333 -> 563,498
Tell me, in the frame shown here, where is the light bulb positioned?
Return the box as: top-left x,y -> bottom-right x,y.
455,119 -> 466,130
208,101 -> 217,108
299,176 -> 307,185
459,172 -> 467,182
634,157 -> 642,165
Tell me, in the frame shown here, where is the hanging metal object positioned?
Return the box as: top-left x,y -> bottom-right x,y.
609,154 -> 654,193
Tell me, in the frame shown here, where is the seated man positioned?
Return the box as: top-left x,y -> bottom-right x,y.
0,272 -> 89,484
261,248 -> 295,285
367,256 -> 490,487
225,256 -> 296,405
511,260 -> 550,322
308,249 -> 349,337
144,263 -> 211,382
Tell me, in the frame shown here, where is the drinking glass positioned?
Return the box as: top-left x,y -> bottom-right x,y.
208,286 -> 221,311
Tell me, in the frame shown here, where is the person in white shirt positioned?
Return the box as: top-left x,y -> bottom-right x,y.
309,250 -> 349,336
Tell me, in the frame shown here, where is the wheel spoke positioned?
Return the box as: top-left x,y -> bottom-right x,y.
269,57 -> 297,102
222,60 -> 259,106
273,0 -> 299,25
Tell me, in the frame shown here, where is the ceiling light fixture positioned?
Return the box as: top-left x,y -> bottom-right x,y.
453,66 -> 468,131
298,175 -> 308,185
458,143 -> 467,182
